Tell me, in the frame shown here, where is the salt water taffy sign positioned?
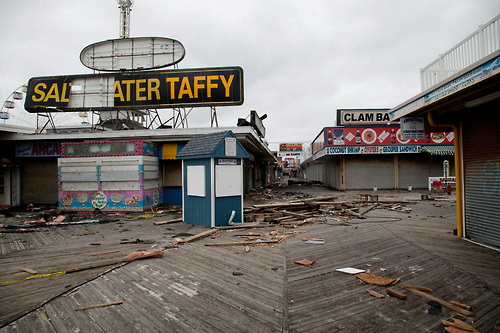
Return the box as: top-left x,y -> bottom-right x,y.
25,67 -> 244,112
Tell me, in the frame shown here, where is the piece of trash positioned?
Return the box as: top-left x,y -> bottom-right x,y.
123,249 -> 164,260
305,240 -> 325,245
53,215 -> 66,223
427,300 -> 442,315
245,245 -> 250,253
335,267 -> 366,275
367,290 -> 385,298
75,301 -> 124,311
386,288 -> 407,300
21,268 -> 38,275
293,259 -> 316,267
232,272 -> 243,276
356,273 -> 396,286
380,268 -> 387,271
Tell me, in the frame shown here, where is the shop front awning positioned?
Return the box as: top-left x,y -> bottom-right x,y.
420,145 -> 454,155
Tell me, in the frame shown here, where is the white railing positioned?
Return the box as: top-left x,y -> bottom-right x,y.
420,14 -> 500,91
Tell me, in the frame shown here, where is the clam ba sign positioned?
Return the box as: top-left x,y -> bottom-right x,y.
324,127 -> 454,146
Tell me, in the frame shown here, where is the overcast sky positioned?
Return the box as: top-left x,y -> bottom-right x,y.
1,1 -> 499,150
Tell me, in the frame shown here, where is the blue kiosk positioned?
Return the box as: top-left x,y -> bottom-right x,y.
177,131 -> 249,228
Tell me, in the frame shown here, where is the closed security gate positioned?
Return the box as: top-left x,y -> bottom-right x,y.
21,158 -> 58,204
462,107 -> 500,247
345,155 -> 394,190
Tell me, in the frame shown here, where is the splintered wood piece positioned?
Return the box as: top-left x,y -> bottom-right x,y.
356,273 -> 396,286
405,288 -> 475,317
75,301 -> 124,311
21,268 -> 38,275
302,237 -> 324,242
177,229 -> 218,243
154,218 -> 182,225
386,288 -> 407,300
293,259 -> 316,266
367,290 -> 385,298
450,301 -> 472,311
205,240 -> 280,246
443,319 -> 479,332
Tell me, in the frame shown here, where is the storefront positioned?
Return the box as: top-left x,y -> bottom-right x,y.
302,125 -> 454,190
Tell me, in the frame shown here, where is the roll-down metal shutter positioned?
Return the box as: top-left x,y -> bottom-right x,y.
462,106 -> 500,247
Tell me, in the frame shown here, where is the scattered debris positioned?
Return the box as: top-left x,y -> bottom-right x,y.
335,267 -> 366,275
450,301 -> 472,311
154,218 -> 183,225
293,259 -> 316,267
404,287 -> 475,317
75,301 -> 124,311
427,300 -> 442,315
177,229 -> 218,244
386,288 -> 407,300
442,318 -> 480,332
367,290 -> 385,298
21,268 -> 38,275
356,273 -> 396,286
123,250 -> 164,261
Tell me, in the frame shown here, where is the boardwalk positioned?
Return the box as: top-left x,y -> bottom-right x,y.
1,186 -> 499,332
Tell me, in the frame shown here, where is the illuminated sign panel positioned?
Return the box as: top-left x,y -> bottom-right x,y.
25,67 -> 243,112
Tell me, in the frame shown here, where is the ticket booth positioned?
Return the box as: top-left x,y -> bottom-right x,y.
177,131 -> 248,227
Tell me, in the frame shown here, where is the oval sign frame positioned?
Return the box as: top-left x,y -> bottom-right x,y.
80,36 -> 185,71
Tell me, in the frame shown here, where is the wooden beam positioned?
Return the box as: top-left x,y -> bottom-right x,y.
177,229 -> 218,243
154,218 -> 183,225
205,240 -> 280,246
405,288 -> 475,317
75,301 -> 124,311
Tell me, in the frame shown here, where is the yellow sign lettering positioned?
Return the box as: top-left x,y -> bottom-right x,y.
193,76 -> 205,98
32,83 -> 47,102
43,83 -> 60,102
206,76 -> 218,98
148,78 -> 160,100
136,79 -> 147,101
178,77 -> 193,99
114,81 -> 125,101
220,75 -> 234,97
166,77 -> 179,99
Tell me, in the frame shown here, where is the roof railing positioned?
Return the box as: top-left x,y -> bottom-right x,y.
420,14 -> 500,91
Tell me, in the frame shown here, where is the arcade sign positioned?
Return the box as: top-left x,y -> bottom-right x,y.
25,67 -> 244,112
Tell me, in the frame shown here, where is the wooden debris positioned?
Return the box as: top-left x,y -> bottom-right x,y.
450,301 -> 472,311
386,288 -> 407,300
302,237 -> 324,242
88,250 -> 120,257
442,318 -> 480,332
367,290 -> 385,298
154,218 -> 183,225
177,229 -> 218,243
344,209 -> 366,219
293,259 -> 316,266
21,268 -> 38,275
356,273 -> 396,286
123,250 -> 164,261
75,301 -> 124,311
404,288 -> 475,317
205,240 -> 280,246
